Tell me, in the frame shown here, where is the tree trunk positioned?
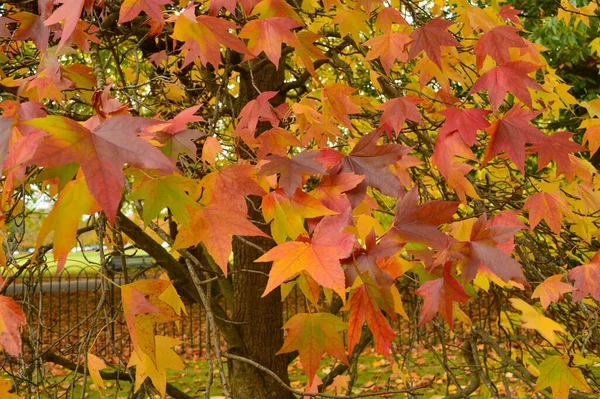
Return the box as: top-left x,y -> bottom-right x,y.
227,60 -> 294,398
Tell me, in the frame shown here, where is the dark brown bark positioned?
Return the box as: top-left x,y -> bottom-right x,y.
227,59 -> 294,399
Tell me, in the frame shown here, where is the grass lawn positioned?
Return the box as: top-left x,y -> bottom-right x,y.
8,249 -> 151,280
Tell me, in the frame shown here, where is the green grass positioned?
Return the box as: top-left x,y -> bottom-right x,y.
9,249 -> 150,280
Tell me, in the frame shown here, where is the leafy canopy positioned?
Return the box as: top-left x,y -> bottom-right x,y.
1,0 -> 600,397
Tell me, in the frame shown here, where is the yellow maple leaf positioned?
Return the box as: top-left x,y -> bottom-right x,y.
509,299 -> 565,345
128,336 -> 184,399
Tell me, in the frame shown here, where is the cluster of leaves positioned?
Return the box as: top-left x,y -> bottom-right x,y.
0,0 -> 600,398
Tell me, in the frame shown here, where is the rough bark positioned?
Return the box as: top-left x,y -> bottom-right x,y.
227,60 -> 294,398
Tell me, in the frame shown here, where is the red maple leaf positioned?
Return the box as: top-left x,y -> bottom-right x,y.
482,105 -> 545,173
378,96 -> 423,138
257,211 -> 356,299
439,107 -> 491,146
25,115 -> 178,223
385,186 -> 458,250
347,284 -> 396,358
330,131 -> 410,206
469,61 -> 543,111
454,214 -> 526,284
416,261 -> 470,329
259,151 -> 325,195
119,0 -> 172,24
473,26 -> 528,70
44,0 -> 89,50
13,12 -> 51,52
408,17 -> 461,70
236,91 -> 280,133
363,32 -> 412,74
239,17 -> 302,67
530,131 -> 587,178
568,262 -> 600,302
171,9 -> 249,69
278,313 -> 349,384
0,296 -> 26,357
498,5 -> 522,26
432,129 -> 476,178
344,230 -> 402,317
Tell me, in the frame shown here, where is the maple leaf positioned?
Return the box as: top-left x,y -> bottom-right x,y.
294,31 -> 329,76
24,115 -> 178,223
171,9 -> 249,69
344,230 -> 402,316
469,61 -> 544,111
142,106 -> 206,159
332,8 -> 369,41
262,188 -> 336,244
347,284 -> 396,357
239,17 -> 302,67
482,105 -> 546,173
378,96 -> 423,137
446,162 -> 480,204
87,353 -> 108,389
386,186 -> 459,250
121,279 -> 184,362
498,5 -> 522,25
154,105 -> 205,134
259,151 -> 325,195
329,375 -> 350,396
173,205 -> 268,274
438,107 -> 491,146
251,0 -> 302,20
531,274 -> 574,310
64,20 -> 101,52
257,211 -> 356,299
311,172 -> 365,214
128,336 -> 184,398
432,128 -> 476,178
199,163 -> 267,212
44,0 -> 86,49
256,127 -> 303,158
416,262 -> 470,329
208,0 -> 238,15
321,84 -> 361,129
536,355 -> 592,399
523,191 -> 571,234
473,26 -> 528,70
330,131 -> 410,206
375,7 -> 408,33
201,136 -> 223,165
363,32 -> 412,74
455,214 -> 527,284
568,262 -> 600,302
510,298 -> 565,345
12,12 -> 51,52
129,174 -> 200,227
235,91 -> 280,133
0,296 -> 26,357
581,119 -> 600,155
530,131 -> 587,178
119,0 -> 171,24
278,313 -> 349,384
408,17 -> 461,70
148,129 -> 205,161
34,173 -> 100,272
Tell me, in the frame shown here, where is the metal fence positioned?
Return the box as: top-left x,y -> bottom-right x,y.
3,265 -> 522,361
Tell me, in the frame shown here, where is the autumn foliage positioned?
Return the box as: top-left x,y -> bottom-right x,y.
1,0 -> 600,398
